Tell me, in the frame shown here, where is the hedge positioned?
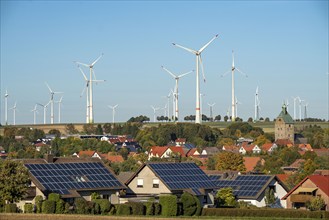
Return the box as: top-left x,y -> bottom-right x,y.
159,195 -> 177,216
24,203 -> 33,213
202,208 -> 329,218
144,201 -> 155,215
116,204 -> 131,215
93,199 -> 111,214
127,202 -> 145,215
5,204 -> 17,213
34,195 -> 43,213
42,200 -> 56,214
154,202 -> 161,215
48,193 -> 61,202
181,192 -> 197,216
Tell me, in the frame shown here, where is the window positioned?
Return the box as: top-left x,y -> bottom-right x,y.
153,179 -> 159,188
203,196 -> 207,203
103,194 -> 110,200
137,178 -> 143,188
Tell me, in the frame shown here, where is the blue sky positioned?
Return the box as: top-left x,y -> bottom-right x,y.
1,1 -> 328,124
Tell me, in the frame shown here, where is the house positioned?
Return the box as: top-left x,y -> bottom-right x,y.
243,157 -> 265,173
261,143 -> 278,154
175,138 -> 186,146
282,174 -> 329,211
74,150 -> 102,159
275,104 -> 294,144
297,144 -> 313,152
201,147 -> 220,156
275,139 -> 293,147
222,145 -> 239,153
281,159 -> 305,174
186,148 -> 200,157
100,153 -> 124,163
148,146 -> 171,160
16,155 -> 126,212
239,144 -> 261,155
211,174 -> 288,208
313,148 -> 329,158
125,162 -> 217,207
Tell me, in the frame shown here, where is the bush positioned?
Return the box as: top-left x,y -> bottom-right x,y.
127,202 -> 145,215
56,199 -> 65,214
116,204 -> 131,215
64,202 -> 71,214
24,203 -> 33,213
48,193 -> 61,202
5,203 -> 17,213
34,195 -> 43,213
42,200 -> 56,214
93,199 -> 111,214
74,198 -> 88,214
193,196 -> 202,216
159,195 -> 177,216
144,201 -> 155,215
181,192 -> 197,216
154,202 -> 161,215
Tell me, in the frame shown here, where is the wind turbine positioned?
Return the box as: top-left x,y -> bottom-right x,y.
254,86 -> 260,121
75,54 -> 104,123
298,97 -> 304,121
108,104 -> 118,124
37,102 -> 50,124
10,102 -> 17,125
221,50 -> 247,122
200,93 -> 205,121
45,82 -> 63,124
207,103 -> 216,122
286,99 -> 289,112
292,96 -> 299,120
151,105 -> 160,122
4,90 -> 9,125
163,91 -> 171,120
161,66 -> 193,122
31,104 -> 38,125
56,96 -> 63,123
235,97 -> 242,118
304,102 -> 309,120
173,34 -> 219,124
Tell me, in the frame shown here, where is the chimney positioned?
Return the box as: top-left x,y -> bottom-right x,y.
45,154 -> 54,163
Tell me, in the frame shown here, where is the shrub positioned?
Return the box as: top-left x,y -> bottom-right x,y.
181,192 -> 197,216
154,202 -> 161,215
55,199 -> 65,214
116,204 -> 131,215
93,199 -> 111,214
42,200 -> 56,214
24,203 -> 33,213
159,195 -> 177,216
193,196 -> 202,216
109,205 -> 116,215
5,203 -> 17,213
127,202 -> 145,215
144,201 -> 154,215
64,202 -> 70,214
91,192 -> 101,200
34,195 -> 43,213
48,193 -> 61,202
74,198 -> 88,214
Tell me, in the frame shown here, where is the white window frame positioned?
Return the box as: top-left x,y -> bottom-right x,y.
137,178 -> 143,188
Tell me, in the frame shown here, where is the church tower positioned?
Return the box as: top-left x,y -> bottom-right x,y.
275,104 -> 294,144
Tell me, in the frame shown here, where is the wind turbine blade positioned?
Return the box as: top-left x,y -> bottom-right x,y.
37,103 -> 44,107
80,86 -> 86,97
91,79 -> 106,83
75,61 -> 90,68
78,65 -> 88,81
45,82 -> 53,93
178,70 -> 193,78
235,67 -> 248,77
91,53 -> 104,66
114,104 -> 118,108
161,66 -> 177,78
172,43 -> 197,54
199,34 -> 219,53
220,70 -> 231,77
199,55 -> 206,82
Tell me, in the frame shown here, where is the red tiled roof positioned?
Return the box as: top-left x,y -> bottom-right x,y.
186,148 -> 199,157
243,157 -> 261,172
282,174 -> 329,200
241,145 -> 255,152
289,159 -> 306,168
313,148 -> 329,157
34,142 -> 48,147
223,145 -> 239,152
275,139 -> 293,146
78,150 -> 95,158
262,143 -> 274,151
170,146 -> 186,157
298,144 -> 313,151
276,174 -> 290,183
175,138 -> 186,142
150,146 -> 169,157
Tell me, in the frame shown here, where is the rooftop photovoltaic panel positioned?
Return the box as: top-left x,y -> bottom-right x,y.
148,163 -> 216,191
213,175 -> 272,198
25,162 -> 124,195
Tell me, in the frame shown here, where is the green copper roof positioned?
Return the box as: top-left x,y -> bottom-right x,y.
277,104 -> 294,124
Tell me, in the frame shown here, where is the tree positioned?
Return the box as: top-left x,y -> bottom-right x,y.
95,124 -> 103,135
307,196 -> 326,211
180,192 -> 197,216
214,151 -> 246,172
215,187 -> 236,207
224,116 -> 229,122
214,115 -> 221,121
247,117 -> 253,122
0,160 -> 30,203
48,129 -> 61,138
65,124 -> 78,134
264,188 -> 276,207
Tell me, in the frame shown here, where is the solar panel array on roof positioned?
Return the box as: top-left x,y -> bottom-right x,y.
183,143 -> 195,149
148,163 -> 216,192
213,175 -> 272,198
25,162 -> 124,195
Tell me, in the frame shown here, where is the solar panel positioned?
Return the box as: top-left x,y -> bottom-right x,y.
25,162 -> 124,195
212,175 -> 272,198
148,163 -> 216,192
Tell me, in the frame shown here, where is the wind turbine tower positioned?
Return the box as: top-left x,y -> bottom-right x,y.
304,102 -> 308,120
31,104 -> 38,125
10,102 -> 17,125
208,103 -> 215,121
173,34 -> 218,124
75,54 -> 104,123
4,90 -> 9,125
292,96 -> 299,120
254,87 -> 260,121
45,82 -> 63,124
221,50 -> 247,122
108,104 -> 118,124
37,102 -> 50,124
161,66 -> 192,122
151,105 -> 159,122
298,97 -> 304,121
56,96 -> 63,123
235,97 -> 242,118
200,93 -> 205,120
